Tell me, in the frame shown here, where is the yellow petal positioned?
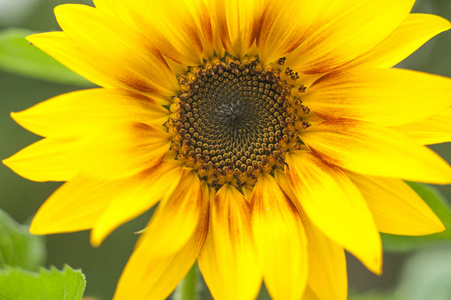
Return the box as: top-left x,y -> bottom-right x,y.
77,123 -> 171,180
208,0 -> 265,58
198,184 -> 261,300
256,0 -> 331,64
54,4 -> 178,96
347,172 -> 444,235
11,88 -> 169,138
126,0 -> 214,65
135,170 -> 206,255
285,151 -> 382,274
3,138 -> 78,182
251,173 -> 308,300
29,175 -> 117,234
241,185 -> 254,203
92,0 -> 136,28
90,161 -> 184,246
304,68 -> 451,127
305,222 -> 347,300
286,0 -> 415,73
390,108 -> 451,145
302,119 -> 451,184
276,169 -> 347,300
349,14 -> 451,68
184,0 -> 216,60
113,193 -> 209,300
302,286 -> 320,300
211,16 -> 226,58
273,169 -> 302,206
26,32 -> 115,89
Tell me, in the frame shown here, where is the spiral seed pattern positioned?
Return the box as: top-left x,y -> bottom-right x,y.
167,57 -> 310,188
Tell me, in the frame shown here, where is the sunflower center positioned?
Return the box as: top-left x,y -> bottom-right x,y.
167,57 -> 309,188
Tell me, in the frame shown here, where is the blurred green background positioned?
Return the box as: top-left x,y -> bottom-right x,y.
0,0 -> 450,299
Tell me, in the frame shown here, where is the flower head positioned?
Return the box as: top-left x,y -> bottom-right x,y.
4,0 -> 451,299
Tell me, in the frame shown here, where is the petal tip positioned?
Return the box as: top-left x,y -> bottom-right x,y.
10,110 -> 34,130
29,219 -> 48,235
435,15 -> 451,30
367,257 -> 383,276
2,157 -> 12,167
26,31 -> 64,45
2,156 -> 23,175
53,4 -> 64,17
432,219 -> 446,233
89,233 -> 103,248
432,174 -> 451,185
10,111 -> 23,124
53,3 -> 73,14
367,250 -> 383,275
25,34 -> 39,43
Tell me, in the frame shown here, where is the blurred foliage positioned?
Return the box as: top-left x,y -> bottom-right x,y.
381,183 -> 451,252
0,265 -> 86,300
0,28 -> 93,87
350,242 -> 451,300
395,243 -> 451,300
0,209 -> 45,271
173,263 -> 201,300
349,292 -> 397,300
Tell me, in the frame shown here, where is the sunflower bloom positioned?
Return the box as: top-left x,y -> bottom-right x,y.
4,0 -> 451,299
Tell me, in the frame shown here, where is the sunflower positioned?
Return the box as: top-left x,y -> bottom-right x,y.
4,0 -> 451,299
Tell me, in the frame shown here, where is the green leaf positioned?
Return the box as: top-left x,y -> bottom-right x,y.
0,265 -> 86,300
0,28 -> 93,86
0,209 -> 46,271
381,182 -> 451,252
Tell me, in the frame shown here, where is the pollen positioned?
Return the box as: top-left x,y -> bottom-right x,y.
166,56 -> 310,188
